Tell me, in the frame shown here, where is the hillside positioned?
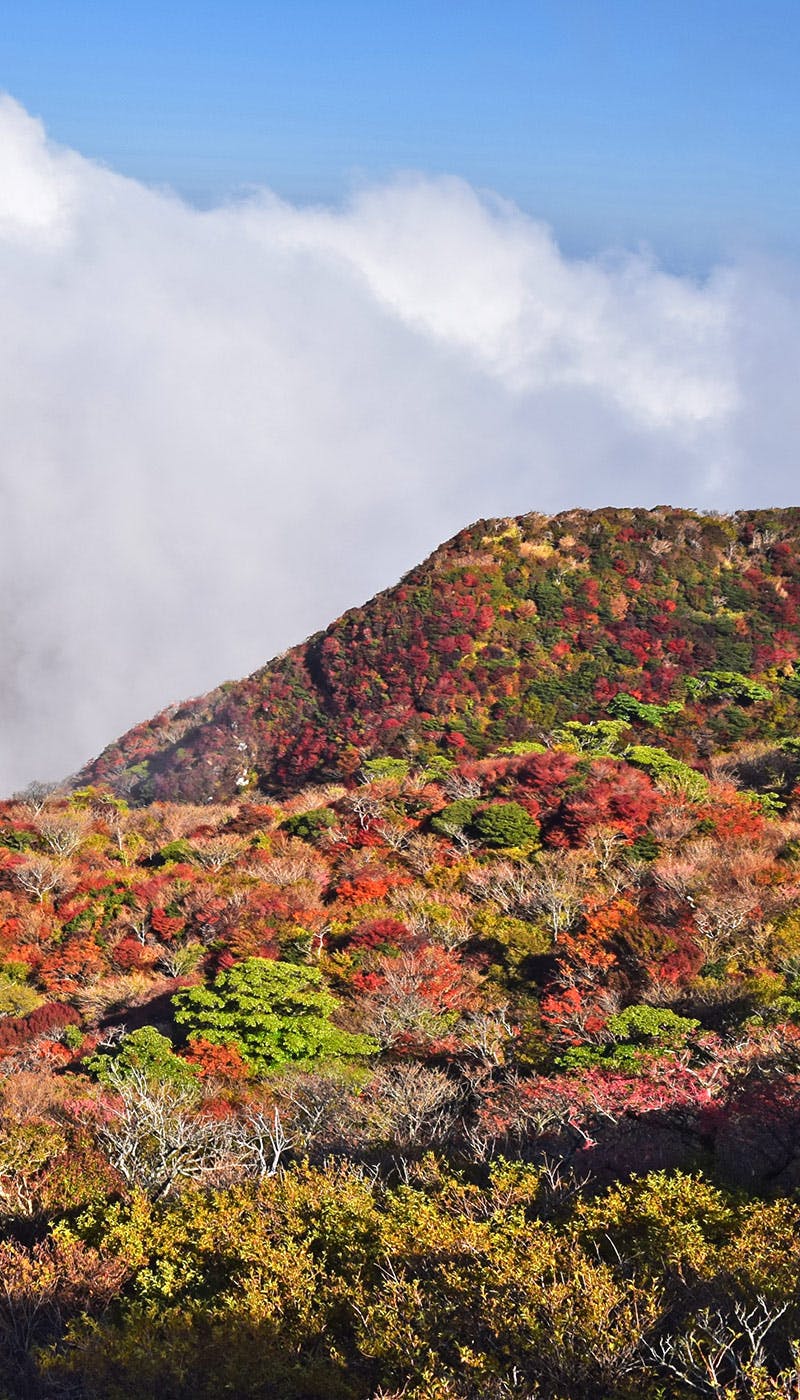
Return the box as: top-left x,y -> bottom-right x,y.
4,711 -> 800,1393
5,505 -> 800,1394
77,505 -> 800,803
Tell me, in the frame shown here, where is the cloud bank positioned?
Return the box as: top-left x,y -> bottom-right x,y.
1,95 -> 799,793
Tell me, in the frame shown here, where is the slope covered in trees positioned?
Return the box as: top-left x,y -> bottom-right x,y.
4,731 -> 800,1393
78,506 -> 800,803
6,504 -> 800,1395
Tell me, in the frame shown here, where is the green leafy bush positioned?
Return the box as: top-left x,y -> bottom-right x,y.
557,719 -> 628,754
685,671 -> 773,705
154,839 -> 194,866
608,693 -> 684,726
605,1004 -> 700,1048
361,757 -> 410,782
497,741 -> 547,756
88,1027 -> 199,1091
471,801 -> 540,850
173,958 -> 377,1075
281,807 -> 336,841
624,744 -> 709,799
430,798 -> 479,836
0,975 -> 43,1018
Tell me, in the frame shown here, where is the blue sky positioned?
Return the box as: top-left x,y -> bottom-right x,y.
2,0 -> 798,269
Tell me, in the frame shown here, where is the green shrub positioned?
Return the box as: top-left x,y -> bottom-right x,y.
430,798 -> 479,836
419,754 -> 455,780
685,671 -> 773,705
88,1027 -> 199,1091
630,831 -> 660,862
608,693 -> 684,726
605,1004 -> 700,1048
281,807 -> 336,841
497,741 -> 548,756
155,839 -> 195,866
471,802 -> 540,851
625,744 -> 709,799
556,719 -> 628,754
0,828 -> 37,852
173,958 -> 378,1076
0,975 -> 43,1018
361,757 -> 410,782
558,1005 -> 700,1070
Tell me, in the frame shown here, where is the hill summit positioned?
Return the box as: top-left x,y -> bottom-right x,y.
78,506 -> 800,803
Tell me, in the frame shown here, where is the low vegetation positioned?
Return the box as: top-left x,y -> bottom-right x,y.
5,505 -> 800,1395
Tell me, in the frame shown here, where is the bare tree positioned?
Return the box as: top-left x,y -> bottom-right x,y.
653,835 -> 789,964
404,833 -> 443,876
245,845 -> 327,890
357,949 -> 471,1049
443,772 -> 482,801
275,1069 -> 360,1154
647,1298 -> 791,1397
156,941 -> 205,978
95,1066 -> 229,1200
387,888 -> 474,950
155,803 -> 232,843
37,811 -> 90,858
363,1062 -> 462,1149
459,1005 -> 517,1065
374,819 -> 412,853
526,850 -> 590,941
693,891 -> 757,964
190,834 -> 247,871
12,856 -> 71,904
98,802 -> 147,865
340,789 -> 384,831
650,802 -> 702,849
466,860 -> 537,916
226,1106 -> 293,1179
11,781 -> 61,818
585,825 -> 627,878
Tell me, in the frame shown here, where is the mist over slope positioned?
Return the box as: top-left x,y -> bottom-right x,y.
77,505 -> 800,803
3,95 -> 800,793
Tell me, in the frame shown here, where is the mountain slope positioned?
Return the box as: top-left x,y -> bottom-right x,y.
77,506 -> 800,802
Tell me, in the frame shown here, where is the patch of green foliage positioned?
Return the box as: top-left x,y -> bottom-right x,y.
556,719 -> 628,754
685,671 -> 773,705
155,839 -> 195,866
471,802 -> 540,851
624,744 -> 709,799
608,692 -> 684,726
605,1004 -> 700,1047
361,757 -> 411,782
88,1027 -> 199,1092
430,799 -> 480,836
0,828 -> 37,852
281,807 -> 336,841
497,741 -> 548,756
0,975 -> 43,1018
173,958 -> 378,1076
559,1005 -> 700,1070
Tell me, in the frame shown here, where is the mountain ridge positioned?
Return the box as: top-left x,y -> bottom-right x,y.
76,504 -> 800,802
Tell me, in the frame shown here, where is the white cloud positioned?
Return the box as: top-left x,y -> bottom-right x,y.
0,94 -> 797,793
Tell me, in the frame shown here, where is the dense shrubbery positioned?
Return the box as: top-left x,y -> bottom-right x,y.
5,505 -> 800,1394
1,743 -> 800,1393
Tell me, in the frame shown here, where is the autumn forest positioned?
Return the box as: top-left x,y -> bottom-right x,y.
3,507 -> 800,1398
